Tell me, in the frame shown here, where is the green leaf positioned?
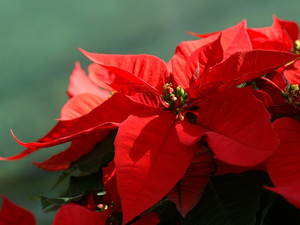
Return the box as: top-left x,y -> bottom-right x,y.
261,195 -> 292,225
143,198 -> 180,224
64,169 -> 104,197
240,170 -> 277,225
40,194 -> 84,209
39,169 -> 105,209
51,166 -> 77,191
260,192 -> 300,225
154,199 -> 180,224
182,174 -> 262,225
71,130 -> 117,173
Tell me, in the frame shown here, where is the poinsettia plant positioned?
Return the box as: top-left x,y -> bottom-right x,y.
1,15 -> 300,225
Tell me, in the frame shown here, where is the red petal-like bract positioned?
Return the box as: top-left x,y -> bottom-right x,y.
33,135 -> 101,171
14,93 -> 148,149
247,15 -> 298,51
52,203 -> 111,225
167,145 -> 215,217
283,60 -> 300,85
272,15 -> 299,48
88,63 -> 116,92
197,87 -> 279,166
114,110 -> 197,224
128,91 -> 162,108
4,94 -> 149,171
185,33 -> 224,87
60,93 -> 107,120
199,50 -> 299,91
174,87 -> 279,167
68,62 -> 110,99
0,196 -> 36,225
172,20 -> 252,88
79,48 -> 168,94
187,30 -> 220,39
171,37 -> 220,88
255,73 -> 286,106
252,89 -> 273,109
0,120 -> 75,161
264,183 -> 300,209
187,19 -> 252,56
131,212 -> 160,225
265,117 -> 300,208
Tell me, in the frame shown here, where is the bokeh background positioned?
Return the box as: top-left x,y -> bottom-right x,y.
1,0 -> 300,224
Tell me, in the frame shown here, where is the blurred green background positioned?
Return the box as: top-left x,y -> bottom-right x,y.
1,0 -> 300,224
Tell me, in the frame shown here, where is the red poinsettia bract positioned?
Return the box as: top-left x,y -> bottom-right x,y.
189,15 -> 299,52
0,196 -> 113,225
265,118 -> 300,209
0,196 -> 36,225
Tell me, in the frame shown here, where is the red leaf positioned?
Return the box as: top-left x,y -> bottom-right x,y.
12,122 -> 118,149
12,93 -> 147,149
0,120 -> 75,161
272,15 -> 299,48
186,80 -> 223,101
5,94 -> 148,166
283,60 -> 300,85
185,33 -> 223,87
266,117 -> 300,186
33,134 -> 103,171
196,87 -> 279,166
68,62 -> 110,99
247,15 -> 295,51
60,93 -> 108,120
172,20 -> 251,88
128,91 -> 162,108
88,63 -> 116,92
266,70 -> 287,91
264,182 -> 300,209
187,30 -> 220,39
203,50 -> 299,91
252,89 -> 273,109
80,48 -> 167,94
255,74 -> 286,106
114,110 -> 197,224
52,203 -> 111,225
103,82 -> 155,96
167,144 -> 215,217
131,212 -> 160,225
218,20 -> 251,59
187,20 -> 251,56
264,117 -> 300,208
171,38 -> 218,88
0,196 -> 36,225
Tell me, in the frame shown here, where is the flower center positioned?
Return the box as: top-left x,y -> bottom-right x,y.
162,83 -> 188,121
282,84 -> 300,113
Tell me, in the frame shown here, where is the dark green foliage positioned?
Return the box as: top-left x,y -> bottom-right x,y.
182,174 -> 262,225
70,130 -> 117,173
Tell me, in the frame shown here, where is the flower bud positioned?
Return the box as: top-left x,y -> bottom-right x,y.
291,84 -> 299,91
294,40 -> 300,54
176,86 -> 182,97
178,111 -> 184,121
282,92 -> 290,100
